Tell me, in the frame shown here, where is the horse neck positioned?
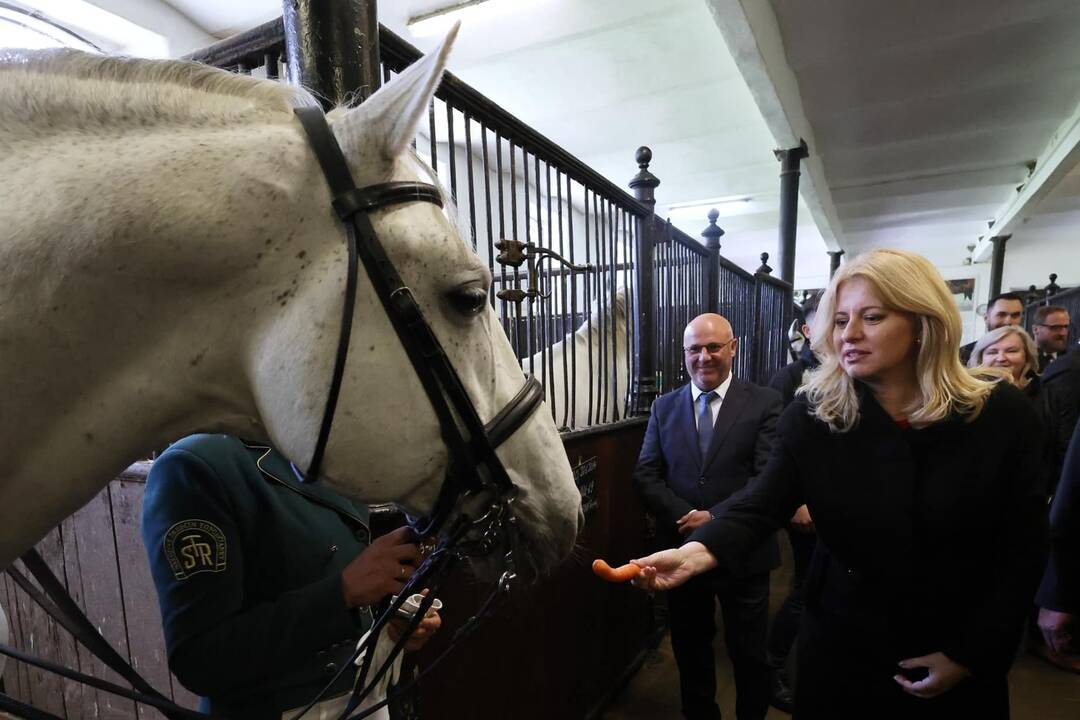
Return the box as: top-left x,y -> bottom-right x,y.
0,123 -> 325,489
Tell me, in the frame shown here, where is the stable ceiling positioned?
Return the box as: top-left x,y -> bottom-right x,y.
79,0 -> 1080,289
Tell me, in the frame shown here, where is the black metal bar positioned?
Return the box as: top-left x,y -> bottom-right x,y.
446,101 -> 457,202
428,98 -> 438,173
629,147 -> 659,413
282,0 -> 378,109
774,139 -> 809,286
702,209 -> 724,314
464,112 -> 477,251
988,235 -> 1010,301
567,172 -> 578,430
182,17 -> 283,67
584,188 -> 594,425
828,249 -> 844,278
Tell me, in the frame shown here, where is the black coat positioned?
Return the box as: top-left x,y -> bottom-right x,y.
1043,349 -> 1080,489
634,378 -> 783,575
768,342 -> 819,408
691,382 -> 1048,717
1037,419 -> 1080,614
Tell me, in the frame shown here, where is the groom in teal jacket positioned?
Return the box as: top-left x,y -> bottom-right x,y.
142,434 -> 438,719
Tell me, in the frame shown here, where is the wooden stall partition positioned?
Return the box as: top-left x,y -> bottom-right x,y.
1,465 -> 198,719
415,418 -> 655,719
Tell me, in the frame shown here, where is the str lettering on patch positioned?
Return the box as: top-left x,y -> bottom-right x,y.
164,520 -> 227,580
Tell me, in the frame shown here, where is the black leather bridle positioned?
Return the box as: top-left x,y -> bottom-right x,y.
295,105 -> 544,538
290,106 -> 548,719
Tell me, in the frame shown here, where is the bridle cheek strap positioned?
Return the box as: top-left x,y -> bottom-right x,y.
293,106 -> 543,536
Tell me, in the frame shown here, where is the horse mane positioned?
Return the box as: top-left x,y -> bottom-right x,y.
0,49 -> 318,135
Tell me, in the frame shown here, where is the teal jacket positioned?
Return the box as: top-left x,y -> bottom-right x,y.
141,434 -> 373,718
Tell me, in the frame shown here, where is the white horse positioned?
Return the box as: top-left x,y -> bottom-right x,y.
0,29 -> 580,579
531,287 -> 630,429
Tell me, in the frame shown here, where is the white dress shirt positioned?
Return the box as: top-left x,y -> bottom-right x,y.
691,373 -> 733,429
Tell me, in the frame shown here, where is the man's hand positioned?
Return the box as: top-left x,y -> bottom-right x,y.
630,542 -> 718,592
1038,607 -> 1077,656
341,527 -> 422,608
676,510 -> 712,535
893,652 -> 970,698
789,505 -> 814,534
387,591 -> 442,652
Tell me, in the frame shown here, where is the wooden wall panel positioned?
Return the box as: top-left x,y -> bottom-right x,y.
68,488 -> 137,720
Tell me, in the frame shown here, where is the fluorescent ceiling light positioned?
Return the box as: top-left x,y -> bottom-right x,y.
408,0 -> 550,38
668,195 -> 753,212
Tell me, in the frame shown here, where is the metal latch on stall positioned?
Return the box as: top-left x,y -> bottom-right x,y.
494,238 -> 592,303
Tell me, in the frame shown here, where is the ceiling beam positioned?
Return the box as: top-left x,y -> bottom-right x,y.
972,95 -> 1080,261
702,0 -> 847,254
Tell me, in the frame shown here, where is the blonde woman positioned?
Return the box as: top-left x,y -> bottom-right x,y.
632,250 -> 1048,719
968,325 -> 1040,390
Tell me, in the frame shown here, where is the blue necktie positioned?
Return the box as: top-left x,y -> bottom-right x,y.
697,391 -> 716,458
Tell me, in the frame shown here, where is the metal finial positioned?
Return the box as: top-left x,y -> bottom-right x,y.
701,209 -> 724,248
757,252 -> 773,275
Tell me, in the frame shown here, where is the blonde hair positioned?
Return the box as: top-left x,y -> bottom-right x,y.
800,249 -> 995,431
967,325 -> 1039,388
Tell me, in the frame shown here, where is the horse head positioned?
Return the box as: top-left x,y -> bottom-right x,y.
0,30 -> 580,580
246,29 -> 581,580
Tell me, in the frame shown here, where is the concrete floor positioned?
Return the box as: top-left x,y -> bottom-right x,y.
602,535 -> 1080,720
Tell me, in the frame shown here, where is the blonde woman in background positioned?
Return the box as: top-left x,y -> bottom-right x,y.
968,325 -> 1040,390
631,249 -> 1048,719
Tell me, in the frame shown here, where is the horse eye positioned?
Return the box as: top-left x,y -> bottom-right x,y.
448,286 -> 489,317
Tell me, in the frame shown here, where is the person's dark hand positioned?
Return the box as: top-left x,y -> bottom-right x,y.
387,591 -> 442,652
1038,607 -> 1077,656
676,510 -> 712,535
893,652 -> 970,698
341,527 -> 422,608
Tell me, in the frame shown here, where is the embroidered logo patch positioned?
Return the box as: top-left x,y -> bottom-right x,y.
163,520 -> 227,580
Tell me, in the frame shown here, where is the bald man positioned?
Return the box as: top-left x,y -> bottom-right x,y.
634,314 -> 782,720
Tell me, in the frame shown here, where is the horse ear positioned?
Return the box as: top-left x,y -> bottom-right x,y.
336,23 -> 458,167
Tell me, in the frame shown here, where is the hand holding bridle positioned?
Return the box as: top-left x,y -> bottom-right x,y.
341,526 -> 423,608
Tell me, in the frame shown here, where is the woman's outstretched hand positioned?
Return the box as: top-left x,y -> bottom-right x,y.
630,541 -> 718,591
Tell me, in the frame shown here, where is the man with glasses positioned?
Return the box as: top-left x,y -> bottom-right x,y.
634,314 -> 782,720
1033,305 -> 1071,372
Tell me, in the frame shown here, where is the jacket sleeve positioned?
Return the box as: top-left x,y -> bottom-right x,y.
706,388 -> 782,519
1036,420 -> 1080,614
633,400 -> 694,527
942,404 -> 1049,677
141,449 -> 358,697
691,418 -> 801,574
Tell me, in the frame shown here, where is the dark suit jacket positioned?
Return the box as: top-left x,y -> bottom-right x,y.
1043,349 -> 1080,489
634,377 -> 783,576
1037,419 -> 1080,614
691,382 -> 1047,685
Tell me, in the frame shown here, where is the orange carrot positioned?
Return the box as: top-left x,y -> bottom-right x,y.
592,558 -> 641,583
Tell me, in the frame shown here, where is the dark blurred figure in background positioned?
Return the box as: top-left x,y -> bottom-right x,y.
959,292 -> 1025,365
1036,420 -> 1080,673
763,291 -> 822,713
1032,306 -> 1071,373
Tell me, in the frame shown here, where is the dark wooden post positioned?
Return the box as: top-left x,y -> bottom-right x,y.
774,139 -> 809,285
701,209 -> 725,314
629,147 -> 660,415
283,0 -> 381,109
988,234 -> 1010,301
828,249 -> 844,278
